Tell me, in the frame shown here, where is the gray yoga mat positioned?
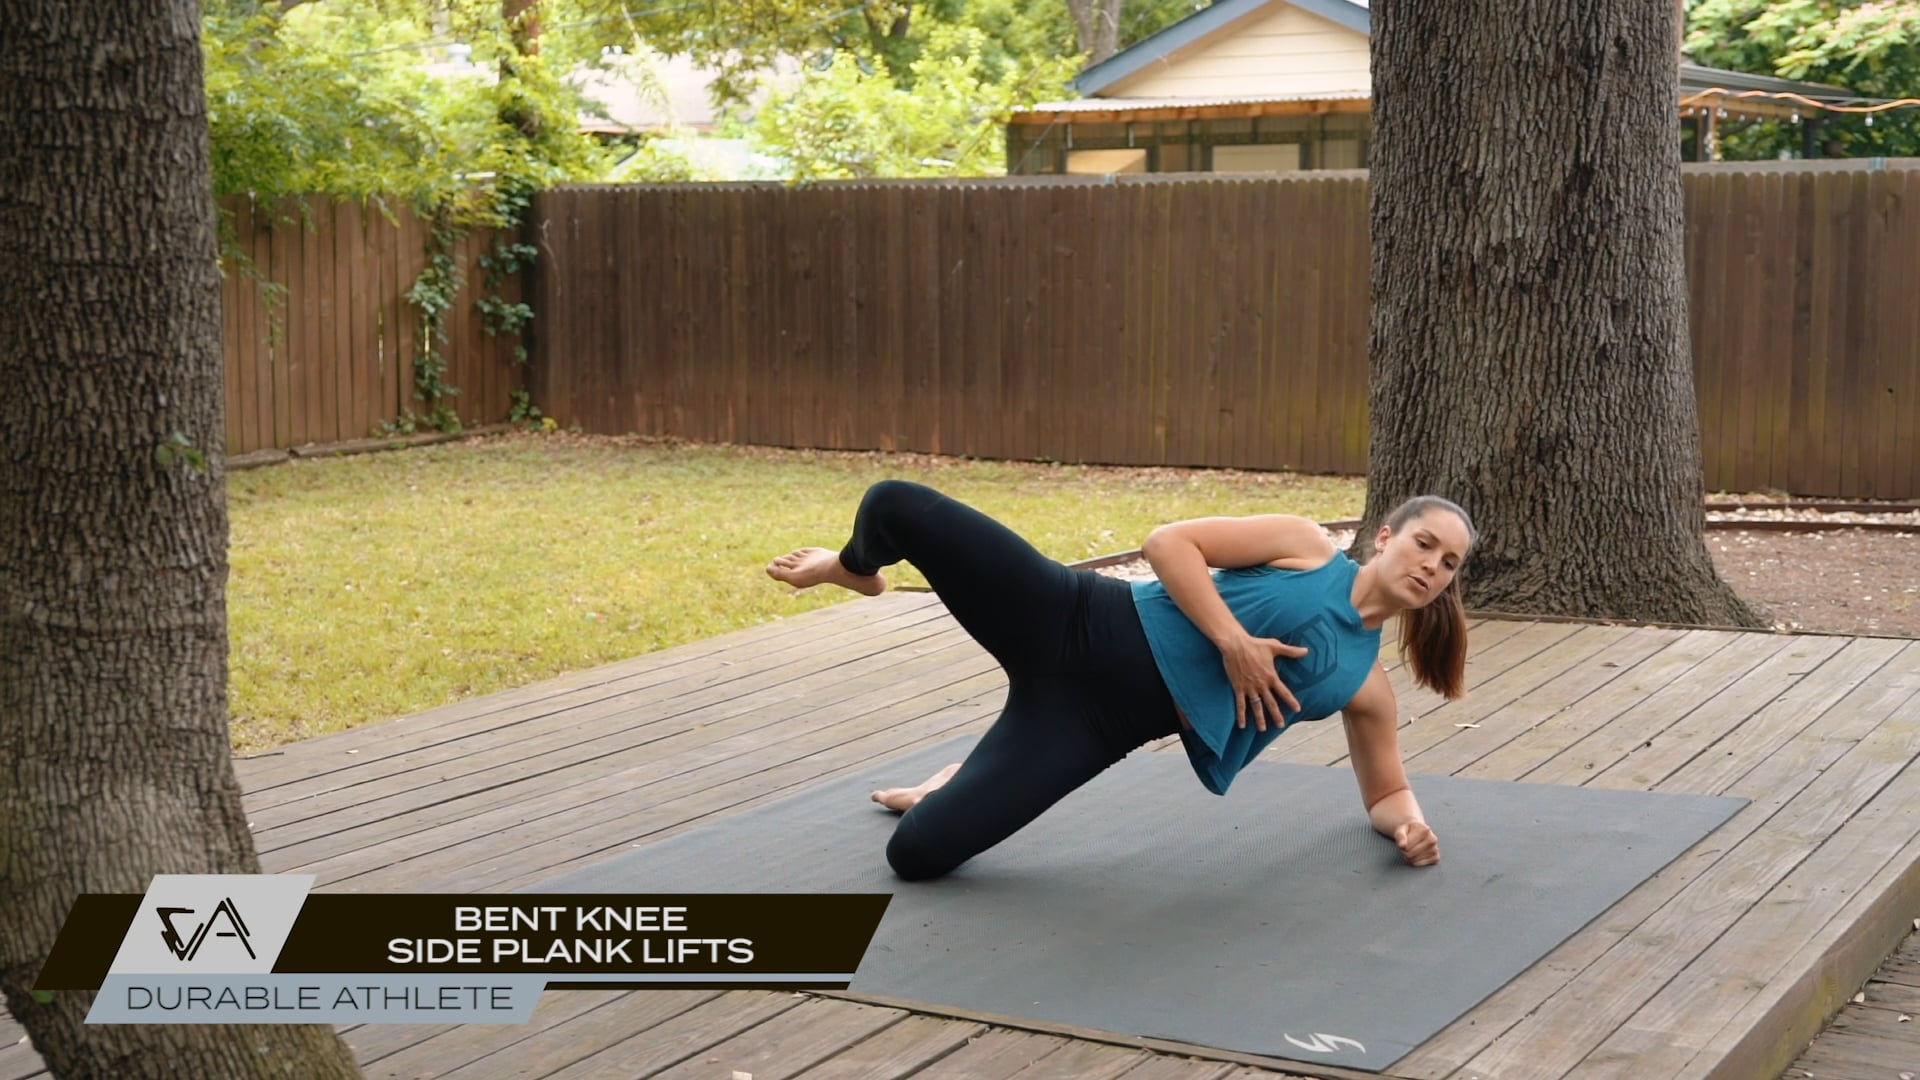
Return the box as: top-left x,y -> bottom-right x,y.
536,737 -> 1746,1072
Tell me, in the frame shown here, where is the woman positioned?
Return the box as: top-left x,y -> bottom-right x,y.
766,479 -> 1475,881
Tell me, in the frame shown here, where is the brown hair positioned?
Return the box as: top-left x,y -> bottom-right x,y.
1387,496 -> 1475,700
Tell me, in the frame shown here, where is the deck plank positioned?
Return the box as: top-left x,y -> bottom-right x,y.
1451,629 -> 1743,782
648,996 -> 904,1080
316,687 -> 1005,892
1003,1038 -> 1159,1079
1519,631 -> 1797,787
236,595 -> 934,789
256,632 -> 998,869
1594,816 -> 1920,1078
1790,930 -> 1920,1080
0,1032 -> 43,1080
1650,637 -> 1914,797
1341,622 -> 1632,768
1787,1029 -> 1920,1078
259,638 -> 1003,878
1109,1055 -> 1239,1079
534,990 -> 804,1079
1404,625 -> 1690,776
903,1029 -> 1075,1079
1447,654 -> 1920,1078
354,990 -> 625,1078
787,1014 -> 987,1079
1580,634 -> 1850,791
245,600 -> 960,818
1393,638 -> 1920,1078
1654,771 -> 1920,1077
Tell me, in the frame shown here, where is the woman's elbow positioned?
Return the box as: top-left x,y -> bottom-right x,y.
1143,523 -> 1196,555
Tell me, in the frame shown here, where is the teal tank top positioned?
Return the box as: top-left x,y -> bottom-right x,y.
1131,553 -> 1383,795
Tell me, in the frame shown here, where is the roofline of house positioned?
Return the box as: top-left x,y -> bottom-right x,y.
1678,61 -> 1853,100
1075,0 -> 1856,103
1073,0 -> 1369,97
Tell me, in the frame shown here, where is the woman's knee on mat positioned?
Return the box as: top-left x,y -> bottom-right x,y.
886,816 -> 965,881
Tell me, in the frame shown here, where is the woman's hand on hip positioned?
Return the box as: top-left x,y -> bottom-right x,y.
1218,632 -> 1309,732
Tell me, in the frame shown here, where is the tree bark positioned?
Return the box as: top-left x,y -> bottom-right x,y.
1361,0 -> 1765,627
0,1 -> 363,1076
1068,0 -> 1125,65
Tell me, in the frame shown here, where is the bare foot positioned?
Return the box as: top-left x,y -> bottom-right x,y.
871,763 -> 961,812
766,547 -> 887,597
760,545 -> 887,595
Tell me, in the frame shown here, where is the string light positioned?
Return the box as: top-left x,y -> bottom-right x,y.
1679,86 -> 1920,118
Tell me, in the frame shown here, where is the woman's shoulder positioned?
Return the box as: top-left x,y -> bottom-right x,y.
1260,535 -> 1347,574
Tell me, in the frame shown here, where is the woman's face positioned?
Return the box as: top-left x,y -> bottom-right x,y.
1374,510 -> 1472,608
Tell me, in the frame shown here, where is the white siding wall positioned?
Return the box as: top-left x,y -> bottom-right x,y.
1107,3 -> 1371,99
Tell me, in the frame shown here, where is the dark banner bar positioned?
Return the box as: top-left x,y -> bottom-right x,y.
39,892 -> 890,990
274,894 -> 891,975
39,895 -> 141,990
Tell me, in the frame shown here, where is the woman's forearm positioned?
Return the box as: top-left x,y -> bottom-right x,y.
1142,531 -> 1247,646
1368,787 -> 1425,836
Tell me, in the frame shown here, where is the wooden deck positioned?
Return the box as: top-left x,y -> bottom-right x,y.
6,591 -> 1920,1079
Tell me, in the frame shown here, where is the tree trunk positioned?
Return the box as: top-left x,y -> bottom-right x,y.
1361,0 -> 1765,627
0,2 -> 363,1076
1068,0 -> 1125,65
862,3 -> 921,80
500,0 -> 544,138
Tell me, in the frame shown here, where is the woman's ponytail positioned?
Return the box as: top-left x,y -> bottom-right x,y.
1399,573 -> 1469,699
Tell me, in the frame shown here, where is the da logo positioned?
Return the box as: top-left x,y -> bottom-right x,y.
156,898 -> 255,963
1283,1032 -> 1367,1055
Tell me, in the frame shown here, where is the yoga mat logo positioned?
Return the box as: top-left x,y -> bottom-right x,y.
1283,1032 -> 1367,1055
36,877 -> 890,1025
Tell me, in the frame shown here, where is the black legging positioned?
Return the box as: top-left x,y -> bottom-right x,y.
839,480 -> 1182,880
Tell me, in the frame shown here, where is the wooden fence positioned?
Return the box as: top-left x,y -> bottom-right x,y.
218,197 -> 526,455
529,164 -> 1920,499
1685,163 -> 1920,500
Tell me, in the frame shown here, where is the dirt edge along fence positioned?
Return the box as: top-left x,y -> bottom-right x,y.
528,164 -> 1919,499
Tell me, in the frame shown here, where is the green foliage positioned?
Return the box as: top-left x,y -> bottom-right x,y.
1119,0 -> 1214,49
155,432 -> 211,474
479,237 -> 540,365
1686,0 -> 1920,158
204,0 -> 610,220
508,389 -> 551,426
604,139 -> 719,181
748,24 -> 1081,179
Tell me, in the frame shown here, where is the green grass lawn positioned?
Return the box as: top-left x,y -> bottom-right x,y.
226,432 -> 1364,751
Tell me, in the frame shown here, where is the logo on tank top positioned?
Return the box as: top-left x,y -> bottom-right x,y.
1274,613 -> 1339,694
